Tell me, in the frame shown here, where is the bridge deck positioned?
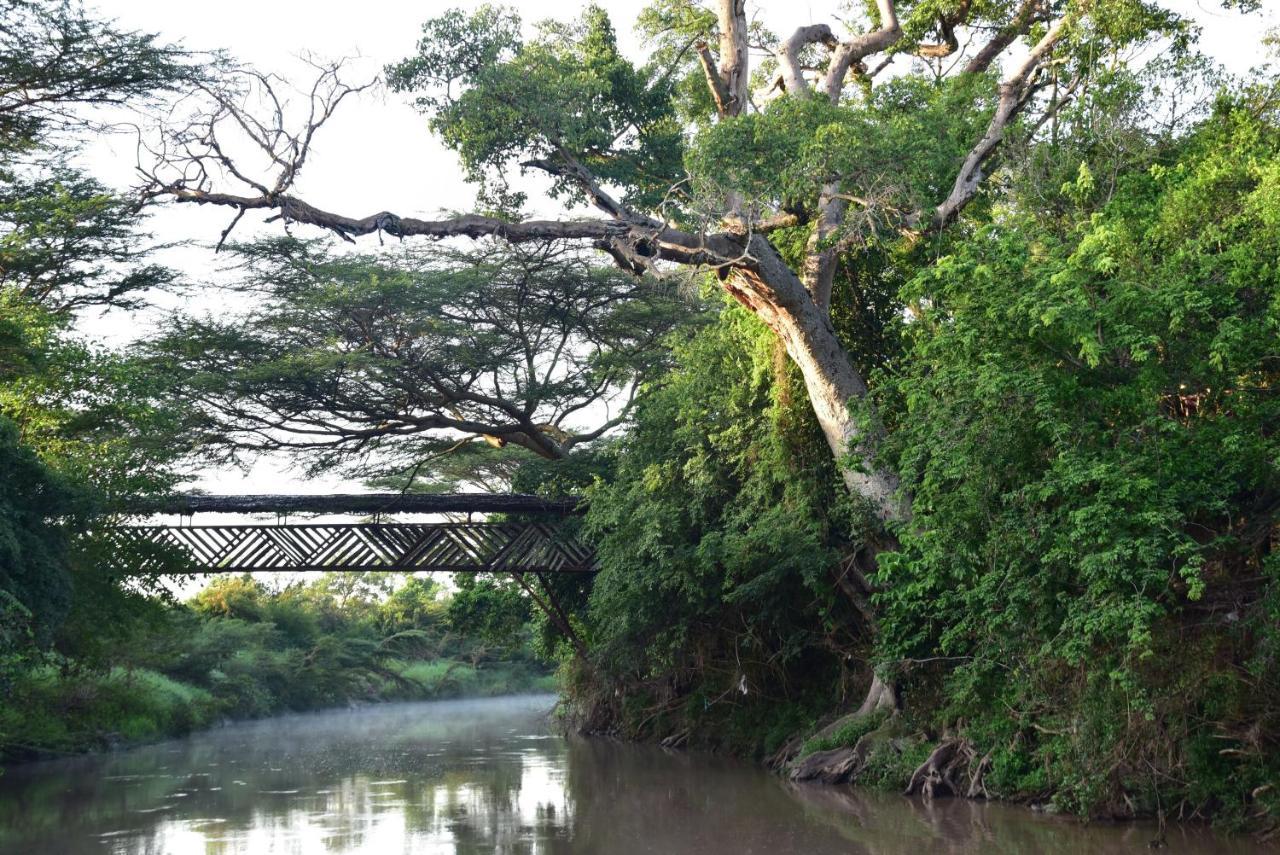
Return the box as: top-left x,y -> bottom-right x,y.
132,492 -> 582,516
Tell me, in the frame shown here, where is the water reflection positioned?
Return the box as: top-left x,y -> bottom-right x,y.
0,697 -> 571,854
0,694 -> 1262,854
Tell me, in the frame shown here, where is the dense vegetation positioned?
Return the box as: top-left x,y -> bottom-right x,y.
2,0 -> 1280,838
0,573 -> 551,759
564,95 -> 1280,829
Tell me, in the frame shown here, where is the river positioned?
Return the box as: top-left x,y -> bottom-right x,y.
0,694 -> 1267,854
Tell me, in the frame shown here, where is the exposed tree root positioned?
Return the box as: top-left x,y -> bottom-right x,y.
789,715 -> 898,784
966,747 -> 994,799
768,733 -> 809,771
790,745 -> 869,784
660,729 -> 690,750
856,672 -> 899,717
903,738 -> 975,798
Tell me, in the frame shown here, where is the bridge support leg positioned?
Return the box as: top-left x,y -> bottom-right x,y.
512,571 -> 588,659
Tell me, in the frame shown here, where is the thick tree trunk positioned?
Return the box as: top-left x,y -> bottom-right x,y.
856,672 -> 898,715
782,314 -> 904,523
716,0 -> 750,116
723,239 -> 909,526
723,239 -> 908,718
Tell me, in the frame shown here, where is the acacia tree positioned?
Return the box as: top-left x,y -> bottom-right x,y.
139,0 -> 1181,708
149,237 -> 688,485
1,0 -> 208,314
0,0 -> 202,153
0,0 -> 209,662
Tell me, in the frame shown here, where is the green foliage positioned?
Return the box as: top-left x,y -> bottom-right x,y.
0,295 -> 189,667
873,96 -> 1280,818
685,75 -> 991,226
634,0 -> 718,123
0,164 -> 177,312
0,665 -> 219,754
856,735 -> 934,789
381,577 -> 446,635
0,0 -> 201,154
0,417 -> 80,650
800,709 -> 890,756
388,4 -> 684,211
448,576 -> 533,648
571,294 -> 867,753
148,237 -> 691,482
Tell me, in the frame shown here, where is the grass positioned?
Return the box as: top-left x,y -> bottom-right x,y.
799,709 -> 891,757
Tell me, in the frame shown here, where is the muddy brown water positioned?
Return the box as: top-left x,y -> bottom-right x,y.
0,694 -> 1269,854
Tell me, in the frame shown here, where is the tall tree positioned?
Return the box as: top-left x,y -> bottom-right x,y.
138,0 -> 1185,707
0,0 -> 205,653
148,237 -> 691,486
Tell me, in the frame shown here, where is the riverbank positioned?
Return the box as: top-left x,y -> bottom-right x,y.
560,684 -> 1280,841
0,571 -> 561,766
0,660 -> 555,764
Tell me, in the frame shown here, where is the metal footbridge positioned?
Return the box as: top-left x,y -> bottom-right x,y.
113,493 -> 595,575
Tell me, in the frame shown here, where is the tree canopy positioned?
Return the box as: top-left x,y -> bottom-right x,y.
148,237 -> 693,486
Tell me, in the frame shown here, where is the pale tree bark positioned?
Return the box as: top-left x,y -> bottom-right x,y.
717,0 -> 750,117
821,0 -> 902,101
718,234 -> 907,523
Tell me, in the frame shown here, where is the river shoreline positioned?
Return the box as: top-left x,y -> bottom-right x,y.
0,662 -> 555,768
568,707 -> 1277,847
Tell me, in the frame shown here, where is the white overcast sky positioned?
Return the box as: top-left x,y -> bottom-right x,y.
80,0 -> 1277,498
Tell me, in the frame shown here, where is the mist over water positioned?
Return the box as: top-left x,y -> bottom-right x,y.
0,694 -> 1260,854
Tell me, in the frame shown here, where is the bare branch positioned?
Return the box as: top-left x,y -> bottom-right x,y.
1026,72 -> 1083,137
521,146 -> 629,219
821,0 -> 903,102
139,59 -> 376,222
964,0 -> 1043,76
165,186 -> 630,243
932,12 -> 1072,231
695,40 -> 733,116
214,207 -> 245,252
756,211 -> 802,232
776,24 -> 838,95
